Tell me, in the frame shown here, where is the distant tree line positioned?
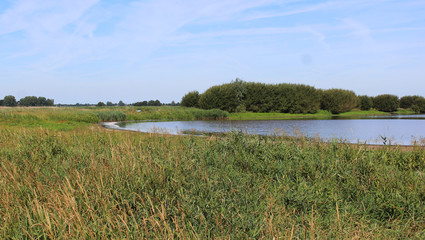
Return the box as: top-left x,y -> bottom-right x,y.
0,95 -> 54,107
95,100 -> 180,107
181,79 -> 425,114
133,100 -> 162,107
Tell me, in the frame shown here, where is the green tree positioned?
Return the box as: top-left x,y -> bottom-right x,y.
358,95 -> 373,111
3,95 -> 17,106
37,97 -> 47,106
46,99 -> 54,106
181,91 -> 200,108
97,102 -> 106,107
133,101 -> 147,106
106,101 -> 114,106
373,94 -> 399,112
0,99 -> 3,106
118,100 -> 125,106
400,95 -> 424,109
320,89 -> 358,114
19,96 -> 38,106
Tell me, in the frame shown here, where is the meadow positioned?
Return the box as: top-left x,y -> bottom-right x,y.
1,107 -> 424,238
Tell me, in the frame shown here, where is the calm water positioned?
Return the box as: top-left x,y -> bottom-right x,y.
108,115 -> 425,145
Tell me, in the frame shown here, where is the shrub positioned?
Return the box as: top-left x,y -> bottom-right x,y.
96,111 -> 127,122
411,97 -> 425,113
199,79 -> 247,113
400,95 -> 424,109
320,89 -> 358,114
194,108 -> 229,120
373,94 -> 399,112
97,102 -> 106,107
3,95 -> 17,107
358,95 -> 373,111
181,91 -> 200,108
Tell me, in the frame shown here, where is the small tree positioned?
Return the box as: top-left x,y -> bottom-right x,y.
37,97 -> 47,106
19,96 -> 38,106
46,99 -> 54,106
320,89 -> 358,114
97,102 -> 106,107
181,91 -> 200,108
106,101 -> 114,106
373,94 -> 399,112
358,95 -> 373,111
118,100 -> 125,106
400,95 -> 424,109
3,95 -> 17,107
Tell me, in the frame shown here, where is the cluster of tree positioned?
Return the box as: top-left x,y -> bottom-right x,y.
132,100 -> 162,107
1,95 -> 54,107
96,101 -> 126,107
181,79 -> 425,114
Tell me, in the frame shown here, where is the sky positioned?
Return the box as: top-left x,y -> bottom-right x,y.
0,0 -> 424,104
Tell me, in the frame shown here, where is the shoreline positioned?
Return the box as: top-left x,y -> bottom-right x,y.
101,121 -> 425,150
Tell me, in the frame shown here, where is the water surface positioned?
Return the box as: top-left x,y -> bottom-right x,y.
110,115 -> 425,145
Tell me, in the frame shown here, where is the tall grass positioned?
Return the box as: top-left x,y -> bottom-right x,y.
0,107 -> 229,130
1,123 -> 425,238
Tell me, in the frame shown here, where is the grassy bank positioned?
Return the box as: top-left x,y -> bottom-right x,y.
229,109 -> 415,120
230,109 -> 416,120
0,106 -> 228,130
1,107 -> 424,238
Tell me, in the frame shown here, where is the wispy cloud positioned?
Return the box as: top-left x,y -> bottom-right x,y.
0,0 -> 424,103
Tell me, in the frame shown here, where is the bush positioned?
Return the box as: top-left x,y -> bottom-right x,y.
373,94 -> 399,112
199,80 -> 320,114
320,89 -> 358,114
96,111 -> 127,122
181,91 -> 200,108
194,108 -> 229,120
3,95 -> 17,107
97,102 -> 106,107
411,97 -> 425,113
358,95 -> 373,111
198,79 -> 247,113
400,95 -> 424,109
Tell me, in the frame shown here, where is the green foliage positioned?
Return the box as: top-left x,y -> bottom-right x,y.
106,101 -> 114,106
3,95 -> 17,107
373,94 -> 399,112
199,80 -> 247,112
400,95 -> 425,113
199,80 -> 321,113
133,101 -> 147,106
118,100 -> 125,106
97,102 -> 106,107
320,89 -> 358,114
412,98 -> 425,113
180,91 -> 200,107
358,95 -> 373,111
46,98 -> 54,106
1,125 -> 425,238
95,111 -> 127,122
193,108 -> 229,120
19,96 -> 39,106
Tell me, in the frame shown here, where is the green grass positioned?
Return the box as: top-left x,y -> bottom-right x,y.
1,107 -> 425,238
0,106 -> 228,131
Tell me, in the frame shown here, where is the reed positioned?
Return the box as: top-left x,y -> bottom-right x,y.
0,108 -> 425,238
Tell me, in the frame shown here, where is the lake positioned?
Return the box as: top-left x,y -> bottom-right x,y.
106,115 -> 425,145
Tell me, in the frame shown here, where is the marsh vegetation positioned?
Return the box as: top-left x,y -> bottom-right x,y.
1,107 -> 425,238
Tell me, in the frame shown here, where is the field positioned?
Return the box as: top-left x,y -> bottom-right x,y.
1,107 -> 425,238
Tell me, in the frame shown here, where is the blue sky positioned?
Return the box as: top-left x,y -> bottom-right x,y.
1,0 -> 424,104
